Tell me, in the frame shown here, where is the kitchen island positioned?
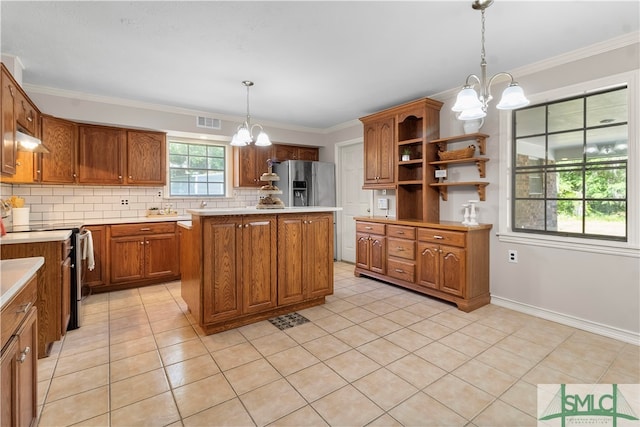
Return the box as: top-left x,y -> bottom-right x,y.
181,207 -> 340,335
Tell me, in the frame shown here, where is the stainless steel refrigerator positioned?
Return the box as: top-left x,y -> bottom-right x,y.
273,160 -> 336,207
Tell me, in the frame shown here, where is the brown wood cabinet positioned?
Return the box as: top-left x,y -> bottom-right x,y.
181,212 -> 334,335
1,239 -> 71,358
233,145 -> 274,187
273,144 -> 319,162
361,116 -> 394,188
106,222 -> 180,290
14,88 -> 38,137
1,65 -> 17,175
126,130 -> 166,185
1,305 -> 37,427
40,115 -> 78,184
277,213 -> 334,305
355,221 -> 386,274
83,225 -> 106,288
78,124 -> 126,185
354,218 -> 491,312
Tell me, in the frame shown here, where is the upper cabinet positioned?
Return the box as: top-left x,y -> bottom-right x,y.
78,125 -> 126,185
272,144 -> 318,162
40,115 -> 77,184
1,66 -> 18,176
126,130 -> 166,185
361,116 -> 394,188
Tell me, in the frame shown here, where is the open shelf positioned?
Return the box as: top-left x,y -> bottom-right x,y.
429,182 -> 489,201
429,157 -> 490,178
429,133 -> 489,155
398,137 -> 423,146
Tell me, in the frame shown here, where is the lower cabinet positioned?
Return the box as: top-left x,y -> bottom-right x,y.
1,272 -> 38,427
354,218 -> 491,312
355,222 -> 386,274
277,213 -> 334,305
83,225 -> 106,288
182,212 -> 334,335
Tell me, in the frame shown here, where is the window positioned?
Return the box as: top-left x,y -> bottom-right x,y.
169,140 -> 226,197
511,86 -> 628,241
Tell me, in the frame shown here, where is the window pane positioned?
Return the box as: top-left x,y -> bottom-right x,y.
189,156 -> 207,169
553,200 -> 582,233
189,145 -> 206,156
169,155 -> 188,168
170,169 -> 189,182
515,136 -> 545,167
548,131 -> 583,164
208,146 -> 224,157
208,183 -> 224,195
585,165 -> 626,199
548,166 -> 583,199
169,140 -> 226,197
587,89 -> 627,128
207,171 -> 224,183
585,201 -> 626,237
208,157 -> 224,170
514,172 -> 544,198
548,98 -> 583,133
514,200 -> 546,230
515,106 -> 546,137
586,125 -> 628,161
169,142 -> 188,155
171,182 -> 188,195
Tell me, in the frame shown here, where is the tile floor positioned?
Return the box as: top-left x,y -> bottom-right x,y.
36,262 -> 639,426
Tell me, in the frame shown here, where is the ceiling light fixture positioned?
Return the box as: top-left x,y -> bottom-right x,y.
452,0 -> 529,121
230,81 -> 271,147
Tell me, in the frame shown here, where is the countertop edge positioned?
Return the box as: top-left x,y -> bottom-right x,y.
354,216 -> 493,231
1,257 -> 44,308
0,229 -> 73,244
188,207 -> 342,216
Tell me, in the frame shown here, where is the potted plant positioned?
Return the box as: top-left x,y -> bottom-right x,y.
401,148 -> 411,161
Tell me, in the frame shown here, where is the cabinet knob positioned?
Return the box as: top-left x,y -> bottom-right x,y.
433,235 -> 444,240
16,302 -> 32,314
146,241 -> 149,245
140,241 -> 144,245
118,175 -> 123,179
238,224 -> 242,228
36,170 -> 41,174
73,173 -> 77,178
394,269 -> 404,273
244,224 -> 249,228
17,346 -> 30,363
129,176 -> 133,179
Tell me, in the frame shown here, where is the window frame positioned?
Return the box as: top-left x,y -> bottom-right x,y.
497,71 -> 639,257
166,137 -> 232,198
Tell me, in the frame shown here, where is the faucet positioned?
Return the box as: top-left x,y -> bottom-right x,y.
200,200 -> 208,209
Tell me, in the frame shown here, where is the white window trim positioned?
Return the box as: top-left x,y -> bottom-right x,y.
164,136 -> 235,199
498,70 -> 639,258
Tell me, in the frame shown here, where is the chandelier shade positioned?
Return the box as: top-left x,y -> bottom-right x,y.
230,81 -> 272,147
453,0 -> 529,120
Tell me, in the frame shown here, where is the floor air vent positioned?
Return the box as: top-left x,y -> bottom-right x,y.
268,313 -> 310,330
196,116 -> 221,130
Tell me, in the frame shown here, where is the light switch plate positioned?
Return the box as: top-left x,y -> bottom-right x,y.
435,170 -> 447,178
377,198 -> 389,210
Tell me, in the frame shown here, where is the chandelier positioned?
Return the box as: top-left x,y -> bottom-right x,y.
452,0 -> 529,120
230,81 -> 272,147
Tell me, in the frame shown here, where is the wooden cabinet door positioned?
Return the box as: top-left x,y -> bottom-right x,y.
145,233 -> 179,279
370,235 -> 386,274
126,130 -> 166,185
242,216 -> 277,314
1,69 -> 17,175
84,226 -> 106,288
355,233 -> 370,270
78,125 -> 125,184
40,115 -> 77,183
109,236 -> 145,283
376,118 -> 394,184
297,147 -> 319,161
61,256 -> 71,335
233,146 -> 257,187
202,218 -> 243,323
305,213 -> 333,298
254,145 -> 273,179
274,144 -> 297,162
14,89 -> 38,136
439,246 -> 465,297
2,150 -> 37,184
1,336 -> 18,427
363,122 -> 378,185
417,242 -> 439,290
277,216 -> 305,305
16,308 -> 37,427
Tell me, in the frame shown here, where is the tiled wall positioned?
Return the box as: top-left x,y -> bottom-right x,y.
0,183 -> 259,223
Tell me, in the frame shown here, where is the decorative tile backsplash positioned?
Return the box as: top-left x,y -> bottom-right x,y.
0,183 -> 259,223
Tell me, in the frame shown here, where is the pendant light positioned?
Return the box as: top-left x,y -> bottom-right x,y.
230,81 -> 272,147
452,0 -> 529,120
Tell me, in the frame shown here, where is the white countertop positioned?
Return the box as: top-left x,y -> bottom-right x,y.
1,257 -> 44,307
83,215 -> 191,225
187,206 -> 342,216
177,221 -> 192,230
0,229 -> 73,245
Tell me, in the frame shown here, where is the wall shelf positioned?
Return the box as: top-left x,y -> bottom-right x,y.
429,182 -> 489,201
429,157 -> 490,178
429,133 -> 489,155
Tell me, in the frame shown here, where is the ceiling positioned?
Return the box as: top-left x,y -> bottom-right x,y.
1,1 -> 638,130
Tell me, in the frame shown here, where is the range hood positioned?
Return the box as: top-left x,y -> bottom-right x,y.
16,130 -> 50,154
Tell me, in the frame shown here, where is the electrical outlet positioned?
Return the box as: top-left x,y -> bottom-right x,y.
508,249 -> 518,263
121,199 -> 129,205
157,191 -> 163,198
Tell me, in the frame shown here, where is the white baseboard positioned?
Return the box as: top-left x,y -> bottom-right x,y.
491,296 -> 640,346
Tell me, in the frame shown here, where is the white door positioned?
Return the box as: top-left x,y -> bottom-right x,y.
337,141 -> 370,263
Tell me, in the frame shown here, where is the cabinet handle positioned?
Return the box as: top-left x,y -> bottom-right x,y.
396,247 -> 404,251
27,113 -> 33,122
365,226 -> 372,230
17,346 -> 30,363
433,235 -> 444,239
140,228 -> 151,231
8,85 -> 14,97
118,175 -> 123,179
394,268 -> 404,273
397,231 -> 405,235
16,302 -> 32,314
129,176 -> 133,179
421,248 -> 429,256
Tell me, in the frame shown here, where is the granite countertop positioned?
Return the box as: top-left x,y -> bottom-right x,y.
1,257 -> 44,307
188,207 -> 342,216
0,229 -> 73,245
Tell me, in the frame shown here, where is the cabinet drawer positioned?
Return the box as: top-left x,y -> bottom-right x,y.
110,222 -> 176,237
387,259 -> 415,283
387,225 -> 415,240
387,238 -> 415,260
1,274 -> 37,349
356,222 -> 385,235
418,228 -> 466,247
